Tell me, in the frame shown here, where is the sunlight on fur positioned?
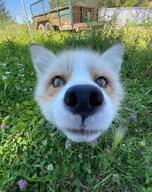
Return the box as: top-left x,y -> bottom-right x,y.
30,44 -> 125,143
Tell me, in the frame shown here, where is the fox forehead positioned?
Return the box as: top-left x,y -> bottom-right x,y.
30,43 -> 124,78
50,49 -> 115,82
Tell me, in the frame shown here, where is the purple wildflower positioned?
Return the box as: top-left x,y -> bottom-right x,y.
90,138 -> 98,146
128,113 -> 137,121
17,179 -> 28,190
0,124 -> 8,129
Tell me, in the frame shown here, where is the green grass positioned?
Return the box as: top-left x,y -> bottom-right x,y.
0,25 -> 152,192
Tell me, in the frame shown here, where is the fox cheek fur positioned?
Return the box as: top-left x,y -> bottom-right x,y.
30,44 -> 125,143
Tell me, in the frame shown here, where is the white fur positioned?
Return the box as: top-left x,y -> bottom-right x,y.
30,44 -> 124,142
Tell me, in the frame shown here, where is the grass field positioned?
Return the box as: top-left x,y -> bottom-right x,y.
0,25 -> 152,192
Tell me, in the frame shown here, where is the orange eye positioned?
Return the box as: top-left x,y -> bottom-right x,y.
95,76 -> 108,88
51,76 -> 65,88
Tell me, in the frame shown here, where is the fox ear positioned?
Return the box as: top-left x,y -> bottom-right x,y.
102,43 -> 125,73
30,44 -> 56,75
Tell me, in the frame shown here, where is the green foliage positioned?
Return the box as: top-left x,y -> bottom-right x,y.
99,0 -> 148,7
0,25 -> 152,191
0,0 -> 11,22
123,0 -> 148,7
50,0 -> 99,9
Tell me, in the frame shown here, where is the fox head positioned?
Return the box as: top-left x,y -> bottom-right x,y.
30,44 -> 124,142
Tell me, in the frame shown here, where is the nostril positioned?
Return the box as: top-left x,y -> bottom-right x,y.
89,91 -> 103,108
64,91 -> 77,107
64,85 -> 103,120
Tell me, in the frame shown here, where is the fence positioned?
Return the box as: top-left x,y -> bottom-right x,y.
1,7 -> 152,38
99,7 -> 152,26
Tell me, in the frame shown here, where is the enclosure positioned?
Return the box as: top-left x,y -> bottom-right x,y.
30,0 -> 99,31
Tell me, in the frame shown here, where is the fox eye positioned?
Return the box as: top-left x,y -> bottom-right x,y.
95,76 -> 108,88
52,76 -> 65,88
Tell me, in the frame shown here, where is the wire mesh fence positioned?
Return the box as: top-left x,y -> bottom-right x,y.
99,7 -> 152,26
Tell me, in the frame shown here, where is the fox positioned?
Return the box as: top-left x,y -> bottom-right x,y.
30,44 -> 125,143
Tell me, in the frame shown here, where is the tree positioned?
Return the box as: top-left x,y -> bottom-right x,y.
98,0 -> 125,7
49,0 -> 149,8
0,0 -> 10,21
98,0 -> 148,7
50,0 -> 105,8
123,0 -> 148,7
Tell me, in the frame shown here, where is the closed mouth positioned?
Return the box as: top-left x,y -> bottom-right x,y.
67,128 -> 98,135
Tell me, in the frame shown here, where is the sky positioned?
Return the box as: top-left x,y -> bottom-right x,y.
5,0 -> 39,23
4,0 -> 49,23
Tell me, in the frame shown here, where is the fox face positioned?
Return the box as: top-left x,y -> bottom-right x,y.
30,44 -> 124,142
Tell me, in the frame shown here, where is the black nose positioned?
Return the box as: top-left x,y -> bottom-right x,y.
64,84 -> 103,121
